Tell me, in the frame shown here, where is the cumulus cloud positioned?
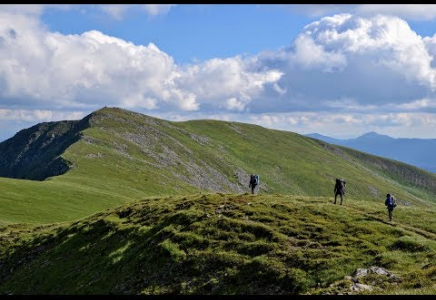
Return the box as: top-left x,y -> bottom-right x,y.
287,33 -> 347,72
0,24 -> 203,112
3,10 -> 436,140
252,13 -> 436,116
176,56 -> 283,113
226,98 -> 246,111
0,9 -> 281,134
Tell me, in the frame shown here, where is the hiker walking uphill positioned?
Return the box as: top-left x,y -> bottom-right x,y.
249,174 -> 259,194
334,178 -> 346,205
385,193 -> 397,221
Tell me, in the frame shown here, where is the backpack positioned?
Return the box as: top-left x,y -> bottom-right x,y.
250,174 -> 259,185
339,179 -> 346,188
336,179 -> 346,189
385,195 -> 397,208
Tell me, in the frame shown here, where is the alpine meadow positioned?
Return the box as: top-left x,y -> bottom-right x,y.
1,106 -> 436,295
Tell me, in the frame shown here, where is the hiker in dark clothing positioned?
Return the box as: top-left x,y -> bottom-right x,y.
249,174 -> 259,194
385,193 -> 397,221
334,178 -> 346,205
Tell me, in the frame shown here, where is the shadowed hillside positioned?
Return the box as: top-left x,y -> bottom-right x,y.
0,117 -> 91,180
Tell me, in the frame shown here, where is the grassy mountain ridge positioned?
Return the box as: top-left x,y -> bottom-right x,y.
1,193 -> 436,295
2,107 -> 436,294
1,106 -> 436,224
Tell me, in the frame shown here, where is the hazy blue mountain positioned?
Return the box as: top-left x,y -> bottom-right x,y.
304,133 -> 342,145
305,132 -> 436,173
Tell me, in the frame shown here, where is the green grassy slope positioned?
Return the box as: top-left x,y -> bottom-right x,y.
1,107 -> 436,224
1,193 -> 436,295
0,177 -> 134,225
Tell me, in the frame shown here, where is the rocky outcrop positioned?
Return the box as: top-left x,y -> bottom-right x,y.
325,266 -> 401,295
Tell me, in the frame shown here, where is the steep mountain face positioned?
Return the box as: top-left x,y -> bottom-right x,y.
306,132 -> 436,173
0,116 -> 91,180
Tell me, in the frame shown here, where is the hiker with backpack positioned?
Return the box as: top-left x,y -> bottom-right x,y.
385,193 -> 397,221
334,178 -> 346,205
249,174 -> 259,194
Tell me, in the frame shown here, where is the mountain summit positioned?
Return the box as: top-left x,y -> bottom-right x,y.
1,106 -> 436,223
357,132 -> 393,140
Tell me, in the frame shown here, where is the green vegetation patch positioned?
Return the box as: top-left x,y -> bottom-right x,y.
1,193 -> 436,295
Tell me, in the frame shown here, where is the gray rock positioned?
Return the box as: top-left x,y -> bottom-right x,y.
370,266 -> 390,276
354,268 -> 369,277
350,283 -> 373,292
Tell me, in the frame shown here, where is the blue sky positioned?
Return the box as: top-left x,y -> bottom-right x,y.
3,4 -> 436,142
40,5 -> 313,64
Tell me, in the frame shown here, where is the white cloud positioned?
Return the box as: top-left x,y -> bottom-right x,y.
252,13 -> 436,114
141,4 -> 175,16
0,10 -> 280,123
288,4 -> 436,21
99,4 -> 175,20
288,33 -> 347,72
0,5 -> 175,21
0,109 -> 85,122
396,98 -> 436,110
225,97 -> 245,111
284,4 -> 354,18
0,4 -> 88,18
246,112 -> 436,139
0,4 -> 45,16
357,4 -> 436,21
99,5 -> 130,20
177,57 -> 283,109
3,10 -> 436,141
176,111 -> 436,139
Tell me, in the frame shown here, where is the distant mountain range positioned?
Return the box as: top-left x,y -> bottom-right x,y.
305,132 -> 436,173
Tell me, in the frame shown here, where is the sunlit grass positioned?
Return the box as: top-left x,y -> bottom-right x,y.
1,193 -> 436,295
2,107 -> 436,225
